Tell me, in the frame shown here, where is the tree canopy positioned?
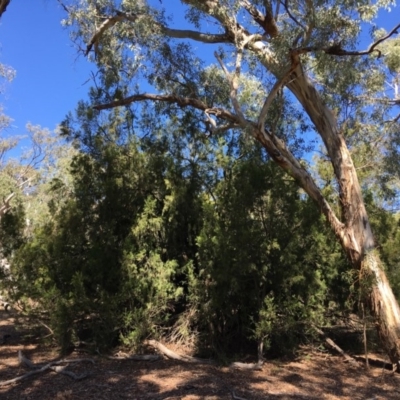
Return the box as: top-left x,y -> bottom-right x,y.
1,0 -> 400,363
59,0 -> 400,363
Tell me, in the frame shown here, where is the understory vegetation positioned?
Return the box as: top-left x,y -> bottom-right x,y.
2,105 -> 400,359
1,0 -> 400,363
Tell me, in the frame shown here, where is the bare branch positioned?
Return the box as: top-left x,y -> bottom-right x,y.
107,353 -> 160,361
162,27 -> 230,44
293,22 -> 400,58
366,23 -> 400,56
384,112 -> 400,124
146,339 -> 216,364
0,351 -> 93,387
257,67 -> 293,130
204,109 -> 238,135
57,0 -> 70,14
229,360 -> 263,370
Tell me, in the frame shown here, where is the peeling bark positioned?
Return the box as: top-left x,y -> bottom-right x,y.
364,252 -> 400,366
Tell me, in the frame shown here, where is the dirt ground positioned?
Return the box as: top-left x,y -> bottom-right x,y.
1,309 -> 400,400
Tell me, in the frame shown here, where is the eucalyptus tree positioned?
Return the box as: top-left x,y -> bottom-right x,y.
62,0 -> 400,364
0,61 -> 16,221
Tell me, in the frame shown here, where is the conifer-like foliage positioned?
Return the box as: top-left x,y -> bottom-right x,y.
3,0 -> 400,360
5,93 -> 351,356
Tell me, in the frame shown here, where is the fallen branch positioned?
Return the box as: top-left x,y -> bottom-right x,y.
313,326 -> 359,367
146,340 -> 215,364
231,390 -> 248,400
146,339 -> 265,371
229,361 -> 263,371
0,351 -> 94,387
107,353 -> 160,361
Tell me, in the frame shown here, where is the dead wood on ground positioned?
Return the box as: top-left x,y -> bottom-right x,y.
146,339 -> 263,370
314,326 -> 360,367
0,351 -> 94,387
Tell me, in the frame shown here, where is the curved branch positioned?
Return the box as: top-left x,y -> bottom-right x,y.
85,10 -> 231,56
85,13 -> 126,55
93,92 -> 239,123
93,86 -> 344,245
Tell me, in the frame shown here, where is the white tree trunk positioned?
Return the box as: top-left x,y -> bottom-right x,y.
286,64 -> 400,365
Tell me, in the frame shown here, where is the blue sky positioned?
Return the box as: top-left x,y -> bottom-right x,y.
0,1 -> 91,134
0,1 -> 399,141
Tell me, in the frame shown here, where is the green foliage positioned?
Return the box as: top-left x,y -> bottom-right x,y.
4,103 -> 355,357
7,0 -> 400,358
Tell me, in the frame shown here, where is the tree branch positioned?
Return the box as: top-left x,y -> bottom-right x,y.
384,112 -> 400,124
240,0 -> 279,38
257,66 -> 293,130
0,192 -> 15,218
0,351 -> 93,387
85,10 -> 231,56
0,0 -> 10,20
93,92 -> 239,123
292,22 -> 400,58
283,0 -> 305,31
214,51 -> 247,125
93,87 -> 344,241
85,12 -> 127,56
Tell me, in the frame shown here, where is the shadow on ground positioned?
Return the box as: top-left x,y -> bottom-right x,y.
1,309 -> 400,399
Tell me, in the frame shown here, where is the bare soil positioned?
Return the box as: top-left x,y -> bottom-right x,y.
1,309 -> 400,400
